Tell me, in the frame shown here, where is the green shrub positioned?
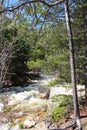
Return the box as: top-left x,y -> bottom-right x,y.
82,123 -> 87,127
50,95 -> 73,123
19,123 -> 24,129
51,106 -> 67,122
51,95 -> 72,107
27,60 -> 43,70
46,79 -> 57,87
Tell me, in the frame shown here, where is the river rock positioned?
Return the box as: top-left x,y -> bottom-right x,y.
38,92 -> 50,99
0,103 -> 4,112
50,86 -> 72,97
23,118 -> 36,128
0,124 -> 10,130
10,125 -> 19,130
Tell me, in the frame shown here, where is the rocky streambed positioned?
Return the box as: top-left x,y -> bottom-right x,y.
0,75 -> 85,130
0,75 -> 54,130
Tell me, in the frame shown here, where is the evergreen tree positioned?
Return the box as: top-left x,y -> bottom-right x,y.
72,0 -> 87,98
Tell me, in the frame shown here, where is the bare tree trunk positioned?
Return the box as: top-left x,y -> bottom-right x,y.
0,2 -> 13,88
84,5 -> 87,100
0,43 -> 13,88
0,45 -> 5,88
64,0 -> 82,129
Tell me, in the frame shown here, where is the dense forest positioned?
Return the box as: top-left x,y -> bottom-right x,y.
0,0 -> 87,130
0,0 -> 86,86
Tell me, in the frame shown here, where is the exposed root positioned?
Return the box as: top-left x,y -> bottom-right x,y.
47,118 -> 82,130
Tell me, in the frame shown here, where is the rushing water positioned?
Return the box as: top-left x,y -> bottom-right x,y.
0,74 -> 85,130
0,74 -> 55,130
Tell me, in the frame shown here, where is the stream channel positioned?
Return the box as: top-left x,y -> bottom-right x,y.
0,74 -> 55,130
0,74 -> 85,130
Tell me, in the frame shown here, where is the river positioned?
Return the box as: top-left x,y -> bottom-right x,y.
0,74 -> 85,130
0,74 -> 55,130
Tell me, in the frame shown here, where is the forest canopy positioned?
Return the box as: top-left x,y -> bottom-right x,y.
0,0 -> 87,86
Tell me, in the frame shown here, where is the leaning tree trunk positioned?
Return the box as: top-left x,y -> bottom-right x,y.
64,0 -> 82,129
84,5 -> 87,100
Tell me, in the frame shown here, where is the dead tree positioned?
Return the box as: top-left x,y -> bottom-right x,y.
0,2 -> 13,88
0,42 -> 13,88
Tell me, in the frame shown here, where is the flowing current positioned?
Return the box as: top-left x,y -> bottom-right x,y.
0,74 -> 55,130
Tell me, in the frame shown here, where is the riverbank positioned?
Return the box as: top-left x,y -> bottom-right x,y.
0,75 -> 87,130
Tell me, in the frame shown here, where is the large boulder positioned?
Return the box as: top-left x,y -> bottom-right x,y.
48,86 -> 72,114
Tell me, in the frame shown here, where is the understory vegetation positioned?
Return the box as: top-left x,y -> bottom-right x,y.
50,95 -> 73,125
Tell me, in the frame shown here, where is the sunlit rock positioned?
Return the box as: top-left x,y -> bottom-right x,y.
77,85 -> 85,90
0,103 -> 4,112
50,86 -> 72,97
23,117 -> 36,128
0,124 -> 10,130
10,125 -> 19,130
77,85 -> 85,97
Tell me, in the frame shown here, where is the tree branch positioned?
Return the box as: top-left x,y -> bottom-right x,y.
0,0 -> 65,14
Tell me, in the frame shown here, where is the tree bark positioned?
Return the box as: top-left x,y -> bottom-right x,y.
64,0 -> 82,129
83,3 -> 87,100
0,44 -> 12,88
